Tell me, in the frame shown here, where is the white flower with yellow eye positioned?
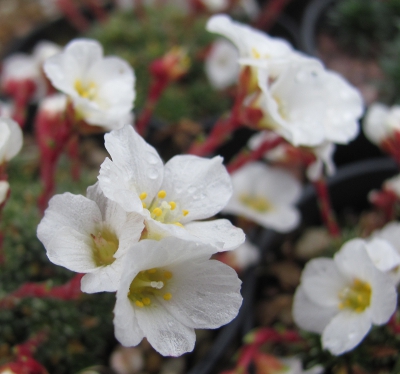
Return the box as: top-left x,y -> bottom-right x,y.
43,38 -> 135,130
98,124 -> 245,252
222,162 -> 301,233
113,236 -> 242,357
255,58 -> 363,147
37,183 -> 144,293
293,238 -> 397,356
0,117 -> 23,164
206,14 -> 293,78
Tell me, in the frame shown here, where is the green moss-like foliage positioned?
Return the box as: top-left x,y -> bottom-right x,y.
0,143 -> 116,373
86,5 -> 232,123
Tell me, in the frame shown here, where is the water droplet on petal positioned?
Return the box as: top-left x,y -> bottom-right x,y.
148,168 -> 159,179
146,151 -> 159,165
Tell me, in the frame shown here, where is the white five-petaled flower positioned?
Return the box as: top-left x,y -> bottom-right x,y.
98,124 -> 245,251
255,57 -> 363,147
206,14 -> 293,78
205,38 -> 239,90
0,117 -> 23,164
293,238 -> 397,355
363,102 -> 400,146
37,183 -> 144,293
43,38 -> 135,130
113,236 -> 242,357
222,162 -> 301,232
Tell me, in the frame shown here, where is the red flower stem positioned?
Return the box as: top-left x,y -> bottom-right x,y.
188,68 -> 251,156
227,136 -> 285,173
253,0 -> 293,30
136,79 -> 169,136
313,178 -> 341,237
66,132 -> 81,181
381,135 -> 400,167
235,344 -> 258,374
0,274 -> 84,309
56,0 -> 90,32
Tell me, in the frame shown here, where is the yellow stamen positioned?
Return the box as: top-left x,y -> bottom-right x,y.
338,278 -> 372,313
147,268 -> 157,274
135,300 -> 144,308
252,47 -> 261,59
142,297 -> 151,306
174,222 -> 184,228
163,293 -> 172,301
169,201 -> 176,210
153,208 -> 162,217
142,202 -> 146,208
158,190 -> 167,199
164,271 -> 172,279
140,192 -> 147,200
182,210 -> 189,216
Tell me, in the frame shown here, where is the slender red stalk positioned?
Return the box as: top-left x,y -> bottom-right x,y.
0,274 -> 84,309
227,136 -> 285,173
66,132 -> 81,181
313,178 -> 341,237
381,133 -> 400,167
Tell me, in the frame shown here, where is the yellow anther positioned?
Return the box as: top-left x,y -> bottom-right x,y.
147,268 -> 157,274
135,300 -> 144,308
142,202 -> 146,208
139,192 -> 147,200
153,208 -> 162,217
158,190 -> 167,199
252,47 -> 261,59
163,293 -> 172,301
169,201 -> 176,210
164,271 -> 173,279
142,297 -> 151,306
182,210 -> 189,216
174,222 -> 184,228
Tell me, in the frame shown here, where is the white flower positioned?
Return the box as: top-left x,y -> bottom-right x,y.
0,101 -> 13,118
383,174 -> 400,198
205,38 -> 239,90
368,222 -> 400,284
44,38 -> 135,130
206,14 -> 293,78
293,238 -> 397,355
113,236 -> 242,356
0,117 -> 23,164
37,183 -> 144,293
98,124 -> 245,251
248,131 -> 336,181
218,239 -> 260,272
222,162 -> 301,232
255,58 -> 363,147
0,181 -> 9,205
363,103 -> 400,145
33,40 -> 62,69
38,93 -> 68,116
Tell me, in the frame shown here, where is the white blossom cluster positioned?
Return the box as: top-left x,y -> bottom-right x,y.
37,123 -> 245,356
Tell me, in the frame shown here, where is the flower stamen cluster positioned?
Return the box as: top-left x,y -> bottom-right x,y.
338,278 -> 371,313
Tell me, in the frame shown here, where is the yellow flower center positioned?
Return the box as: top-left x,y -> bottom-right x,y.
128,268 -> 173,307
338,278 -> 372,313
140,190 -> 189,227
91,228 -> 119,266
239,194 -> 272,212
74,79 -> 97,100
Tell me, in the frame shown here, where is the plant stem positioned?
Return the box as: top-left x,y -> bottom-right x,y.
313,178 -> 341,238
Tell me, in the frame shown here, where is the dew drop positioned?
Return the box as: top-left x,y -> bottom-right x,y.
148,168 -> 159,180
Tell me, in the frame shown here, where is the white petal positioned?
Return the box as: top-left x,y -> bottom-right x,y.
99,125 -> 163,211
184,219 -> 245,251
292,286 -> 337,334
135,297 -> 196,356
301,258 -> 346,307
322,310 -> 371,355
0,181 -> 9,204
37,193 -> 101,248
365,238 -> 400,272
363,103 -> 390,145
334,239 -> 376,281
161,259 -> 242,329
45,226 -> 96,272
81,256 -> 126,293
0,118 -> 23,161
162,155 -> 232,222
